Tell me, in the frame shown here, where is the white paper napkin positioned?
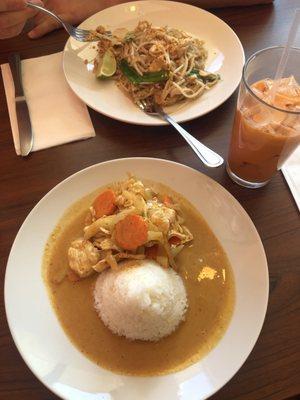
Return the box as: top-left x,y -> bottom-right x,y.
281,145 -> 300,212
1,52 -> 95,155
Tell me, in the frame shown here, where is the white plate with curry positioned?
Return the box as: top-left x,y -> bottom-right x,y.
63,1 -> 244,125
5,158 -> 268,400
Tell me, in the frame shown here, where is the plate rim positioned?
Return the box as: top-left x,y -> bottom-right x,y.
62,0 -> 245,126
4,157 -> 269,400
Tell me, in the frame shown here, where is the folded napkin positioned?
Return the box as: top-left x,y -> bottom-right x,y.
281,146 -> 300,212
1,52 -> 95,155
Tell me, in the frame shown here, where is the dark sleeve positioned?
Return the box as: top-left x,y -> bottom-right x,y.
176,0 -> 274,8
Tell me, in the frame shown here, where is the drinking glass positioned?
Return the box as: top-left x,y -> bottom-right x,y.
227,46 -> 300,188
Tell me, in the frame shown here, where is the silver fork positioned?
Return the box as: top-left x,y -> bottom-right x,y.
137,100 -> 224,168
26,2 -> 98,42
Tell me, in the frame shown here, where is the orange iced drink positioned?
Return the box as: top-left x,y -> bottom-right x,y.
228,76 -> 300,185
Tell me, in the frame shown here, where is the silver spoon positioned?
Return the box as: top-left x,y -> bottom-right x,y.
26,2 -> 98,42
137,100 -> 224,168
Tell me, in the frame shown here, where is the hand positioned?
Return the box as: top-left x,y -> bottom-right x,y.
0,0 -> 43,39
29,0 -> 113,39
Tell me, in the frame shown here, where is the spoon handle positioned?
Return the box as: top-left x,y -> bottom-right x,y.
155,107 -> 224,168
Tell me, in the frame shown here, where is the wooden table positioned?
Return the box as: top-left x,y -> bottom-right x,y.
0,1 -> 299,399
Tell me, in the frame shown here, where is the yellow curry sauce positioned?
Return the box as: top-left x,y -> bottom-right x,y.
43,182 -> 235,376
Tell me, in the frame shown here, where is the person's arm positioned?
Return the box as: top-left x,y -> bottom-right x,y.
0,0 -> 43,39
0,0 -> 274,40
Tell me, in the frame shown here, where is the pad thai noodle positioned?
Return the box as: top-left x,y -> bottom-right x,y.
91,21 -> 220,107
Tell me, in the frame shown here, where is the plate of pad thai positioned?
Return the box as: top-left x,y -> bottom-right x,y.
63,1 -> 244,125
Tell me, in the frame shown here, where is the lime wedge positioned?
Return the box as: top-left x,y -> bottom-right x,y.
96,50 -> 117,79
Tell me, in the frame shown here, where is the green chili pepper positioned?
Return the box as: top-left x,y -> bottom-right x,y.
119,60 -> 169,84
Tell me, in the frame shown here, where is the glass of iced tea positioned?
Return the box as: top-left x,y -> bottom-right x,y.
227,46 -> 300,188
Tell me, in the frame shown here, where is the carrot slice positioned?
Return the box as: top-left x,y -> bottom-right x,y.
93,189 -> 116,219
169,236 -> 181,246
145,244 -> 159,260
115,214 -> 148,250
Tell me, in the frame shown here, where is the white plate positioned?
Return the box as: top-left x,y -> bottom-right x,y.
63,1 -> 245,125
5,158 -> 268,400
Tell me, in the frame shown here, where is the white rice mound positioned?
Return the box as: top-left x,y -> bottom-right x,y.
94,260 -> 188,341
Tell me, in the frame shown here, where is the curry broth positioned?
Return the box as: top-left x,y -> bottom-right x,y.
43,182 -> 235,376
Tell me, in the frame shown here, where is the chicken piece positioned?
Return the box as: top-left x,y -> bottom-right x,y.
148,205 -> 176,234
148,57 -> 167,72
68,238 -> 100,278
